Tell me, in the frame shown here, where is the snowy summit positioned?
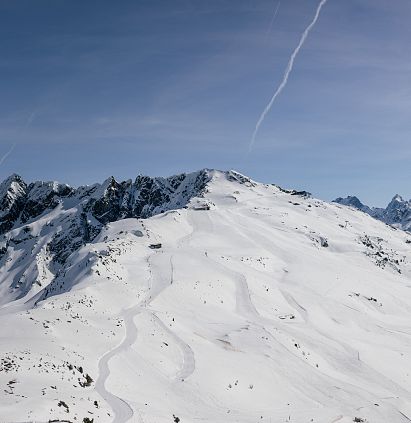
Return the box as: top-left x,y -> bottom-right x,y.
0,169 -> 411,423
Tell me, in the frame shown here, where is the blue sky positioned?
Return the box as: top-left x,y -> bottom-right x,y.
0,0 -> 409,206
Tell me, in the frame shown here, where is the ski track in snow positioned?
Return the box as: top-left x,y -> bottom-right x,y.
95,304 -> 139,423
187,209 -> 261,321
97,203 -> 411,423
185,203 -> 411,421
150,312 -> 196,382
95,261 -> 165,422
3,171 -> 411,422
95,228 -> 195,422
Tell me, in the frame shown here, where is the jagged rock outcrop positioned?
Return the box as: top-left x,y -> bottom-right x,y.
0,174 -> 27,233
0,169 -> 212,304
21,181 -> 73,223
333,196 -> 373,214
0,170 -> 211,234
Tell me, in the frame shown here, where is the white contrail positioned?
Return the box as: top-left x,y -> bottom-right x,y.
26,110 -> 37,127
0,143 -> 16,166
0,110 -> 36,169
250,0 -> 329,151
266,1 -> 281,38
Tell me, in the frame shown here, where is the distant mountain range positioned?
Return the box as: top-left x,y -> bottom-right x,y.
333,194 -> 411,232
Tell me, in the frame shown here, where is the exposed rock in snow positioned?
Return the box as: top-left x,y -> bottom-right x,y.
0,170 -> 212,303
1,170 -> 411,423
333,196 -> 373,214
0,174 -> 27,233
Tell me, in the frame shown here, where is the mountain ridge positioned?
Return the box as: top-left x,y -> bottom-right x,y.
0,169 -> 257,305
334,194 -> 411,232
1,170 -> 411,422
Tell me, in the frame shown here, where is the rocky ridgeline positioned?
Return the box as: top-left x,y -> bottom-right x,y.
0,171 -> 211,232
0,170 -> 212,303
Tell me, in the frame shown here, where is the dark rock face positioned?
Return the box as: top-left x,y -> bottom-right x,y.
333,196 -> 370,213
384,195 -> 411,227
90,171 -> 210,223
91,177 -> 131,224
21,182 -> 74,223
0,170 -> 210,234
0,169 -> 212,304
0,169 -> 211,260
133,175 -> 170,218
47,211 -> 100,265
0,174 -> 28,233
0,177 -> 75,233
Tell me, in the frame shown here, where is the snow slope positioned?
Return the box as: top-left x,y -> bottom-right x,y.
334,195 -> 411,233
1,170 -> 411,423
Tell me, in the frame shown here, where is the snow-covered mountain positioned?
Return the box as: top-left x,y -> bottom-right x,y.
0,170 -> 210,305
1,169 -> 411,423
334,194 -> 411,232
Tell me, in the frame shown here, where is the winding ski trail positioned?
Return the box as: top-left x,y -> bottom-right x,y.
151,312 -> 196,382
95,304 -> 142,423
95,231 -> 188,422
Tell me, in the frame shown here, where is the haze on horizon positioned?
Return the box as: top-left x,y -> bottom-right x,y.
0,0 -> 410,207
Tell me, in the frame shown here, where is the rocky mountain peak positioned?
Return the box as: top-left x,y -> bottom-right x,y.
0,173 -> 28,232
386,194 -> 406,209
334,196 -> 367,210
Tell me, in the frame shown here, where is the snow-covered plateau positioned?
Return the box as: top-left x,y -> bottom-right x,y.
0,169 -> 411,423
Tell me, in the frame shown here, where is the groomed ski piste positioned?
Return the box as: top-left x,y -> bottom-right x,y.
1,170 -> 411,423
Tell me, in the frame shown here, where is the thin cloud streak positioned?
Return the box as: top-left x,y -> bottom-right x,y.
249,0 -> 329,151
265,1 -> 281,38
0,143 -> 16,166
